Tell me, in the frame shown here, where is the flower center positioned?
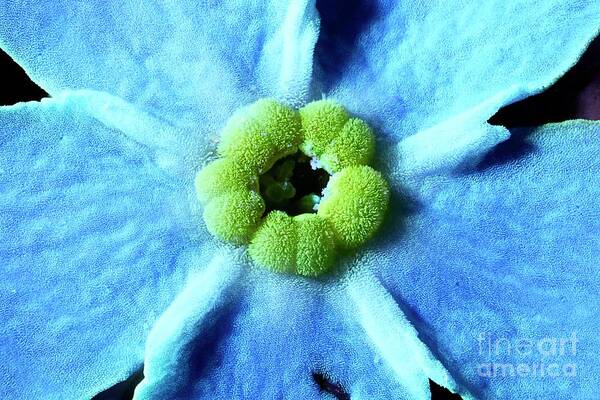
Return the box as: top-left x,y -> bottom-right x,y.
195,99 -> 389,277
259,152 -> 330,216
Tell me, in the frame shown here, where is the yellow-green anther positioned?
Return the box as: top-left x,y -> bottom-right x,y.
318,165 -> 389,249
196,97 -> 390,278
203,190 -> 265,244
195,158 -> 257,205
320,118 -> 376,173
218,99 -> 302,173
249,211 -> 297,273
299,99 -> 349,157
261,176 -> 295,203
294,214 -> 336,277
294,194 -> 320,214
265,182 -> 287,203
249,212 -> 337,277
274,158 -> 295,181
280,182 -> 296,199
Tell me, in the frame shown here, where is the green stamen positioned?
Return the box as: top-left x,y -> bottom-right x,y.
294,194 -> 321,214
203,190 -> 264,244
195,98 -> 389,277
248,211 -> 297,274
259,151 -> 328,216
299,99 -> 349,157
318,165 -> 389,249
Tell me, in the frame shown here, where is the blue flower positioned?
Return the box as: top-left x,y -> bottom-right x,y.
1,1 -> 599,399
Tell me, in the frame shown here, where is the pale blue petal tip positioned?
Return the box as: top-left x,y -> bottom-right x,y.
376,120 -> 600,399
316,0 -> 600,139
0,0 -> 319,127
0,96 -> 205,399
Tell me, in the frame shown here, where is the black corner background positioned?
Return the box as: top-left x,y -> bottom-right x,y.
0,48 -> 48,106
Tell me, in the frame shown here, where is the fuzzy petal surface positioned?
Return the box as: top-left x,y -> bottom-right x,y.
0,1 -> 320,126
135,256 -> 460,400
375,120 -> 600,399
0,94 -> 211,399
316,0 -> 600,139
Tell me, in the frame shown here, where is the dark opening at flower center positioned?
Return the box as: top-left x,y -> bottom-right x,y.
259,151 -> 330,216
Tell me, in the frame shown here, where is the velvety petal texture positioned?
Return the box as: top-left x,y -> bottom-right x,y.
375,120 -> 600,399
134,254 -> 459,400
0,93 -> 211,399
0,0 -> 319,127
316,0 -> 600,139
2,1 -> 598,399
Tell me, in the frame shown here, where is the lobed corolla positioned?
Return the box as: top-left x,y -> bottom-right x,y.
195,98 -> 389,277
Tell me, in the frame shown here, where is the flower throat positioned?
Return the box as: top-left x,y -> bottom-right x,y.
259,152 -> 330,216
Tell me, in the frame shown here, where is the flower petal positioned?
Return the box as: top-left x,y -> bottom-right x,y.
316,0 -> 600,139
374,120 -> 600,398
344,269 -> 463,399
0,94 -> 210,399
0,1 -> 319,126
136,256 -> 462,399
